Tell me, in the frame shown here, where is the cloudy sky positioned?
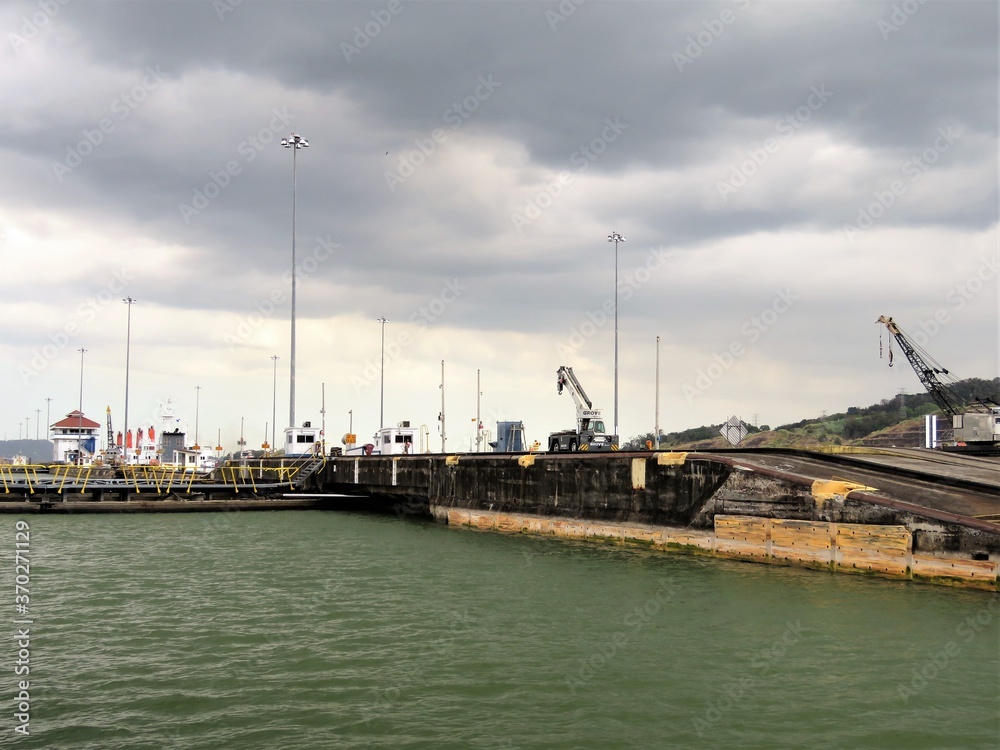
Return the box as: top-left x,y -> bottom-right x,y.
1,0 -> 997,451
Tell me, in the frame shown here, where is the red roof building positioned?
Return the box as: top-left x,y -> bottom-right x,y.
51,410 -> 101,464
52,410 -> 101,430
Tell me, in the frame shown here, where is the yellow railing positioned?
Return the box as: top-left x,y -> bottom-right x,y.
0,464 -> 45,494
120,465 -> 202,494
0,458 -> 325,497
216,460 -> 315,493
49,464 -> 95,494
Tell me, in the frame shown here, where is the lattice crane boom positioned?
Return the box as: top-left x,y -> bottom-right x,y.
876,315 -> 964,417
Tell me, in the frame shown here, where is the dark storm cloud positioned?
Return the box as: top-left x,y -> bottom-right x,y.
1,0 -> 996,374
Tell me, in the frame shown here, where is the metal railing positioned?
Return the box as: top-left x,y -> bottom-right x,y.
0,464 -> 45,494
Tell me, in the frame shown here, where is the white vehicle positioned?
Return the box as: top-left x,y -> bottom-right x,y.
549,366 -> 617,452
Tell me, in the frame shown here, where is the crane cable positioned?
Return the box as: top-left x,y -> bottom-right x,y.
879,326 -> 893,366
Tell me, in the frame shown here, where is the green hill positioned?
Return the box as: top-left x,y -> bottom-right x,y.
624,377 -> 1000,451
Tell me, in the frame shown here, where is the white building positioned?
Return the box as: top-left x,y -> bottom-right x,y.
51,410 -> 101,464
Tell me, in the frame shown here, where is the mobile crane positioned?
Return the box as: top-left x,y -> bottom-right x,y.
104,406 -> 122,466
548,366 -> 617,452
876,315 -> 999,446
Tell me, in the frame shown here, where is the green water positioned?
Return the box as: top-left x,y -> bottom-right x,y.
4,511 -> 999,749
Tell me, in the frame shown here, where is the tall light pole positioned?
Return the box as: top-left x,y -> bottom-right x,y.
44,397 -> 51,442
122,296 -> 136,463
654,335 -> 661,448
270,355 -> 279,454
281,132 -> 309,431
77,347 -> 87,464
194,385 -> 201,449
439,359 -> 447,453
475,368 -> 482,452
377,316 -> 388,428
607,232 -> 625,442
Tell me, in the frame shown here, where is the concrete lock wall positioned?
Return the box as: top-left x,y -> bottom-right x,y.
321,454 -> 1000,591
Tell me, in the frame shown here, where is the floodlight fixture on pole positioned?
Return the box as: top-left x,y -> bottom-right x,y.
281,132 -> 308,430
607,231 -> 625,441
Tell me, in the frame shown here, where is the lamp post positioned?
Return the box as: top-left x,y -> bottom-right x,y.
77,347 -> 87,464
439,359 -> 447,453
281,132 -> 309,432
475,368 -> 482,452
122,296 -> 136,462
654,335 -> 660,448
377,316 -> 388,428
194,386 -> 201,449
270,355 -> 279,455
45,397 -> 51,442
607,232 -> 625,441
